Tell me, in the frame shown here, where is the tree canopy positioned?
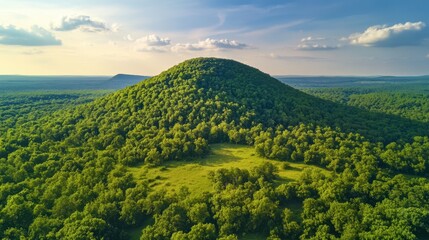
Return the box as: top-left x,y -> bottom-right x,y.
1,58 -> 429,239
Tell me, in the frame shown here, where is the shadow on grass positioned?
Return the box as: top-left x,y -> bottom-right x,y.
281,165 -> 302,171
160,144 -> 244,169
125,215 -> 154,240
198,150 -> 242,166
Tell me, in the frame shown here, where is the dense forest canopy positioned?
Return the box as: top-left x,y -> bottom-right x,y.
1,58 -> 429,239
0,91 -> 109,138
305,88 -> 429,124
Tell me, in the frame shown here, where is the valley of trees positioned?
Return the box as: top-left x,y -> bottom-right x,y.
0,91 -> 108,137
1,58 -> 429,239
305,89 -> 429,123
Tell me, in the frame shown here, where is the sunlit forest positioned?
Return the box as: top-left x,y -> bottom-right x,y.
1,58 -> 429,239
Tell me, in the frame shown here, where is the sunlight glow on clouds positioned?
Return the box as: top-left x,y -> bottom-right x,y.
134,34 -> 171,52
52,15 -> 111,32
135,37 -> 249,52
297,36 -> 338,51
0,25 -> 61,46
136,34 -> 171,46
171,38 -> 248,52
1,0 -> 429,75
348,21 -> 426,47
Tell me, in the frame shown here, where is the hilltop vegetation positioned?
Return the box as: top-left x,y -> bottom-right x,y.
1,58 -> 429,239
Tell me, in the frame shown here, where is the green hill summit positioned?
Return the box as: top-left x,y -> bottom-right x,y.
13,57 -> 420,167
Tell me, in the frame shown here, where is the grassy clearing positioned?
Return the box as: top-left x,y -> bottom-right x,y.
126,144 -> 327,239
128,143 -> 327,195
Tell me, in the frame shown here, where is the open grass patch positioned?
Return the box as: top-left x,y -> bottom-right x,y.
128,143 -> 327,195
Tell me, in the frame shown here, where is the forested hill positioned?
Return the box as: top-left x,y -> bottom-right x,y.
73,57 -> 425,143
109,74 -> 148,82
6,57 -> 428,168
2,57 -> 429,239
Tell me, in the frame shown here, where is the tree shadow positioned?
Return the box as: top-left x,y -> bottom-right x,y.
195,147 -> 242,166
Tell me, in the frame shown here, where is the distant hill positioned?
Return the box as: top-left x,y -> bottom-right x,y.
0,74 -> 149,92
104,74 -> 149,89
109,74 -> 148,81
0,75 -> 109,91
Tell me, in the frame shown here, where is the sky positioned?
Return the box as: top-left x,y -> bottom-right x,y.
1,0 -> 429,76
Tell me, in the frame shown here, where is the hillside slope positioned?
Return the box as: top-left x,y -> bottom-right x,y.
3,58 -> 428,166
35,58 -> 427,151
1,58 -> 429,239
100,58 -> 428,140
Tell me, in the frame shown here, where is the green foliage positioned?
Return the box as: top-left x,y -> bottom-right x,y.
255,124 -> 429,176
306,89 -> 429,123
0,91 -> 108,138
1,58 -> 429,239
138,159 -> 429,239
128,144 -> 322,196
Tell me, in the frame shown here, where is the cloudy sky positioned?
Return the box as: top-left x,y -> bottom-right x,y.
1,0 -> 429,75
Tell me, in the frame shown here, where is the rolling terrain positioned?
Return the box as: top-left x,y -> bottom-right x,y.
277,75 -> 429,91
1,58 -> 429,239
0,74 -> 148,92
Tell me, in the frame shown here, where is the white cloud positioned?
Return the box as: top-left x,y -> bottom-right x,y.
301,36 -> 325,42
124,34 -> 134,41
136,46 -> 169,52
297,44 -> 338,51
135,34 -> 171,52
0,25 -> 61,46
136,34 -> 170,46
111,23 -> 121,33
269,53 -> 324,60
297,36 -> 338,51
171,38 -> 247,52
132,36 -> 248,53
52,15 -> 110,32
348,21 -> 426,47
426,53 -> 429,58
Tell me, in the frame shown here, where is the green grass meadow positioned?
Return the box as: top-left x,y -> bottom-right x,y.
127,144 -> 326,239
128,143 -> 326,195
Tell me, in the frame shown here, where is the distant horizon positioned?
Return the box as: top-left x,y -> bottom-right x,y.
1,74 -> 429,78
